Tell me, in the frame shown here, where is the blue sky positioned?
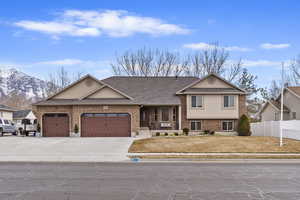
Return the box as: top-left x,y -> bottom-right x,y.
0,0 -> 300,87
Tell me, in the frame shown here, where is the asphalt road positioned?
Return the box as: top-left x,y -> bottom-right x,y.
0,162 -> 300,200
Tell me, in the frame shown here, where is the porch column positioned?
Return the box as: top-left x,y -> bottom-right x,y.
178,105 -> 182,130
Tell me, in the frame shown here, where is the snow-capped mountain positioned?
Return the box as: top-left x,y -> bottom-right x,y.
0,68 -> 48,100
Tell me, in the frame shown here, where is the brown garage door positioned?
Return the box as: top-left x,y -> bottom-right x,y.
81,113 -> 131,137
42,113 -> 69,137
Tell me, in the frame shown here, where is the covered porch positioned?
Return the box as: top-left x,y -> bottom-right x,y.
140,105 -> 181,130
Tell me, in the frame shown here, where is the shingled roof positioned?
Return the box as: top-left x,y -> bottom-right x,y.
102,76 -> 199,105
34,74 -> 246,106
13,109 -> 32,119
287,86 -> 300,97
0,104 -> 16,112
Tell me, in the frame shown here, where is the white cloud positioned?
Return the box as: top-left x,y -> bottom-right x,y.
183,42 -> 252,52
260,43 -> 290,49
14,10 -> 189,38
242,60 -> 281,67
36,59 -> 84,65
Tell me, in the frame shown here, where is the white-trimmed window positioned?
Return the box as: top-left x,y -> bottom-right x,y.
222,121 -> 234,131
191,121 -> 202,131
161,108 -> 169,121
224,95 -> 235,108
191,95 -> 203,108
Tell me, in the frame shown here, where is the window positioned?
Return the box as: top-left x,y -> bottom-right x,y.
191,121 -> 201,131
172,107 -> 177,121
191,95 -> 203,108
224,96 -> 235,108
141,111 -> 146,121
0,120 -> 2,124
292,112 -> 297,119
154,108 -> 158,121
161,108 -> 169,121
3,120 -> 9,125
222,121 -> 234,131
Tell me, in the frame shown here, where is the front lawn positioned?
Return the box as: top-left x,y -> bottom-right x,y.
129,136 -> 300,153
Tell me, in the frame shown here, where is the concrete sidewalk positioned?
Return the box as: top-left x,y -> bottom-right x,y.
0,137 -> 135,162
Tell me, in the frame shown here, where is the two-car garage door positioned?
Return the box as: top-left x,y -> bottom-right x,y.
42,113 -> 131,137
81,113 -> 131,137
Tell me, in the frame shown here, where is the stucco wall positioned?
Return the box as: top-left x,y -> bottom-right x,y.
283,90 -> 300,120
261,104 -> 289,121
0,111 -> 13,121
192,77 -> 231,88
186,94 -> 239,119
88,87 -> 125,99
53,78 -> 102,99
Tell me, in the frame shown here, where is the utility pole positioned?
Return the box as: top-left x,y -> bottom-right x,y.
280,62 -> 284,147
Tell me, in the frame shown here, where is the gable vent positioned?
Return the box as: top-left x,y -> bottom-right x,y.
85,79 -> 94,87
207,76 -> 216,84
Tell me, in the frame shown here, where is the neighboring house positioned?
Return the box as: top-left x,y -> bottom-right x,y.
260,86 -> 300,121
0,105 -> 16,121
32,73 -> 247,137
13,109 -> 36,124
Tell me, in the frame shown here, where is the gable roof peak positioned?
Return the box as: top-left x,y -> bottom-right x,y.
176,73 -> 246,94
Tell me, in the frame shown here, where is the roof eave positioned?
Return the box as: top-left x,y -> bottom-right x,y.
175,73 -> 247,94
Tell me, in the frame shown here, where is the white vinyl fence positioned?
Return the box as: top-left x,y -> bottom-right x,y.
251,120 -> 300,140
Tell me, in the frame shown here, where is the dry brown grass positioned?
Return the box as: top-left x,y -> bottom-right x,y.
128,136 -> 300,153
130,155 -> 300,159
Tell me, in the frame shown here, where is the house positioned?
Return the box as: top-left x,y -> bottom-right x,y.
32,73 -> 247,137
0,105 -> 16,121
13,109 -> 36,124
260,86 -> 300,121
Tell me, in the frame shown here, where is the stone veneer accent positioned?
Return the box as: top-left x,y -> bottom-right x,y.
33,105 -> 140,136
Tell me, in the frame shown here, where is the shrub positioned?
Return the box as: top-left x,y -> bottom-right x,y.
183,128 -> 189,136
204,130 -> 210,135
237,114 -> 251,136
155,132 -> 160,136
164,132 -> 168,136
209,130 -> 215,135
74,124 -> 79,134
174,132 -> 179,136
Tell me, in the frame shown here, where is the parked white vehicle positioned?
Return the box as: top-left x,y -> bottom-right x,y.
13,110 -> 37,136
0,118 -> 17,136
15,119 -> 37,136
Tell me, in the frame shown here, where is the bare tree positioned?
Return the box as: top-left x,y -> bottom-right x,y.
226,59 -> 243,82
45,67 -> 85,97
290,56 -> 300,85
111,45 -> 243,80
111,48 -> 188,77
261,80 -> 281,100
185,43 -> 243,82
187,43 -> 228,76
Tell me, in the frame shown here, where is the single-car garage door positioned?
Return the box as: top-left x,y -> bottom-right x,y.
42,113 -> 69,137
81,113 -> 131,137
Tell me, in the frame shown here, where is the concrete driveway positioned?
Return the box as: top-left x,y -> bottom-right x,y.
0,137 -> 135,162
